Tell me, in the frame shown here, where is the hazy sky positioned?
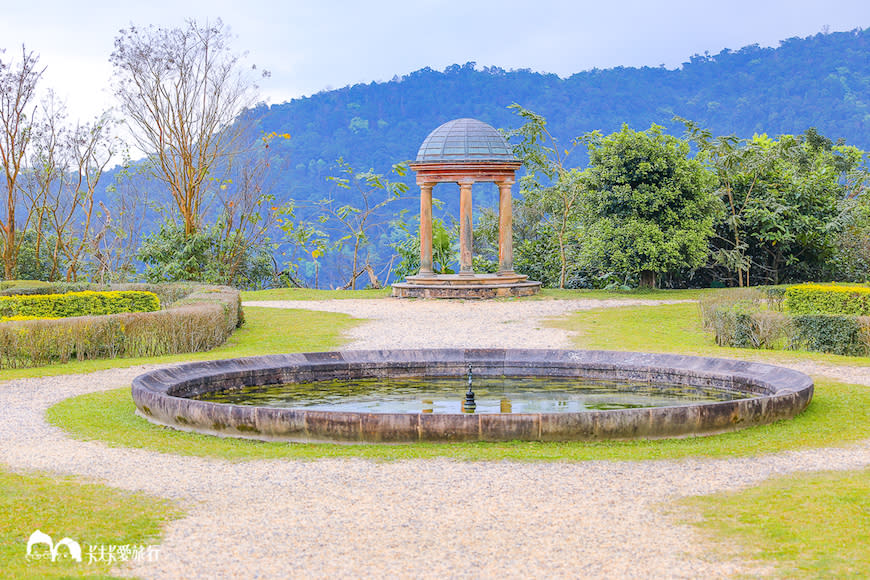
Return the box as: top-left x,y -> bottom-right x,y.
0,0 -> 867,122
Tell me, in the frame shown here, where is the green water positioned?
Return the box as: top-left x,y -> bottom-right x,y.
192,376 -> 750,414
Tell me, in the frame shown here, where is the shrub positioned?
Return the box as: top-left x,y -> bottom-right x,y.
0,291 -> 160,319
705,290 -> 870,356
860,317 -> 870,352
699,288 -> 764,332
758,285 -> 789,311
784,284 -> 870,316
0,284 -> 242,368
790,315 -> 868,356
707,304 -> 790,349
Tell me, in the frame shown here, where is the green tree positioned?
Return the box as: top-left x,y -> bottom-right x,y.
682,121 -> 869,285
504,105 -> 591,288
274,201 -> 332,288
581,124 -> 720,288
391,212 -> 455,280
136,220 -> 272,289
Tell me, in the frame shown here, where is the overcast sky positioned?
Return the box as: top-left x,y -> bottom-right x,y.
0,0 -> 867,122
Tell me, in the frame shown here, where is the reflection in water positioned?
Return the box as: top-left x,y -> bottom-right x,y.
500,398 -> 512,414
193,376 -> 750,415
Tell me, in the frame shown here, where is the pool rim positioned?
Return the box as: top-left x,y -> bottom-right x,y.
130,349 -> 814,443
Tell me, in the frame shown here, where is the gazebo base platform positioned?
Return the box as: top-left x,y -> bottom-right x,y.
392,273 -> 542,299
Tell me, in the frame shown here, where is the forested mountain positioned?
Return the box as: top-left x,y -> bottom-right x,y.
247,28 -> 870,205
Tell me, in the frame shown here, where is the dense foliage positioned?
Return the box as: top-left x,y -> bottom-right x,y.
252,28 -> 870,208
700,289 -> 870,356
580,125 -> 719,287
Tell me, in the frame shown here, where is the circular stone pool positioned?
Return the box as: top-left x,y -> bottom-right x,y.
131,349 -> 814,443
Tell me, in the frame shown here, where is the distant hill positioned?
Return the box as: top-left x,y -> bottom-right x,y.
247,27 -> 869,206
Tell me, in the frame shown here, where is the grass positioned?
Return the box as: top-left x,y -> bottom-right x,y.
681,468 -> 870,578
0,306 -> 360,381
535,287 -> 717,300
46,377 -> 870,462
0,468 -> 183,579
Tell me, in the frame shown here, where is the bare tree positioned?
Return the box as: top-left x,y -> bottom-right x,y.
23,91 -> 117,281
211,131 -> 286,284
110,19 -> 261,236
0,46 -> 44,279
91,162 -> 150,284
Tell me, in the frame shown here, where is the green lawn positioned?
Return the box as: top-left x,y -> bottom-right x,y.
0,468 -> 182,579
681,468 -> 870,578
242,287 -> 391,300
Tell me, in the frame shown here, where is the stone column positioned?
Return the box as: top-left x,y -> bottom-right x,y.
497,180 -> 514,274
419,182 -> 434,274
459,180 -> 474,274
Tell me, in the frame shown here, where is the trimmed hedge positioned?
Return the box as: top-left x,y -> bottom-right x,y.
784,284 -> 870,316
791,314 -> 869,357
0,291 -> 160,320
0,284 -> 242,368
702,292 -> 870,356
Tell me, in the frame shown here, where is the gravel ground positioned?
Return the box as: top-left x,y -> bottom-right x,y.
243,298 -> 694,350
1,297 -> 868,579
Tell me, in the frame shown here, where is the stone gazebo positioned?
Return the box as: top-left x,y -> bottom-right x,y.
392,118 -> 541,298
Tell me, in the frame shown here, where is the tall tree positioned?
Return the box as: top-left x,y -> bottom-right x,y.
110,19 -> 260,236
581,124 -> 720,288
0,46 -> 43,279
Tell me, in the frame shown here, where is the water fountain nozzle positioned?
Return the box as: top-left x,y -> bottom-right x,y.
464,363 -> 476,411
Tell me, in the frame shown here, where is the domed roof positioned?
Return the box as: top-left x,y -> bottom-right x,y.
415,118 -> 516,163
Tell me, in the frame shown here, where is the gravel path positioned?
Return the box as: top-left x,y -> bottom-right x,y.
243,298 -> 694,350
1,298 -> 868,579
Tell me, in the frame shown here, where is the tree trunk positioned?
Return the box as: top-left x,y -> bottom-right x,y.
3,225 -> 14,280
365,264 -> 381,289
639,270 -> 656,288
